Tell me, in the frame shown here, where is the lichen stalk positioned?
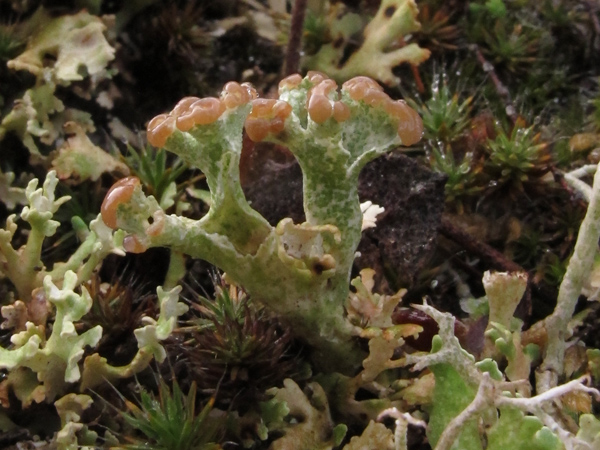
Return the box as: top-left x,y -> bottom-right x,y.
104,74 -> 423,372
538,163 -> 600,392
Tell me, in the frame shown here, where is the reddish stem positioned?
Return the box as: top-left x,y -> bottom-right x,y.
473,45 -> 518,125
285,0 -> 308,76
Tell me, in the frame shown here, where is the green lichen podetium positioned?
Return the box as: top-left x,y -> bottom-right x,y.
102,73 -> 423,373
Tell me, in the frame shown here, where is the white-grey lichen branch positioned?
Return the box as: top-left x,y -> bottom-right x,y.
538,162 -> 600,393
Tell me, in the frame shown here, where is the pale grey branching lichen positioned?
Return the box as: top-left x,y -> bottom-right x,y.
403,297 -> 600,450
0,171 -> 124,306
404,303 -> 482,383
80,285 -> 188,390
377,408 -> 427,450
0,269 -> 187,406
539,162 -> 600,393
0,271 -> 102,404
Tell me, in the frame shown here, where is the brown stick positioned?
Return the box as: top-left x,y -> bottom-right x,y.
584,0 -> 600,36
284,0 -> 308,76
440,216 -> 523,273
472,45 -> 518,125
411,65 -> 426,93
440,215 -> 533,317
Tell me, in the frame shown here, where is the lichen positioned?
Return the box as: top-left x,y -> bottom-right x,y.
101,72 -> 424,372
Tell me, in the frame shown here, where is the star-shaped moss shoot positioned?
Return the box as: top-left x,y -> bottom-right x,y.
101,72 -> 423,373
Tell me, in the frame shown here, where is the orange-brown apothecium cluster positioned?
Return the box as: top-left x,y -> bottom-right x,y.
101,176 -> 140,229
244,99 -> 293,142
100,176 -> 148,253
303,71 -> 351,124
101,175 -> 159,254
146,73 -> 422,148
341,76 -> 423,146
244,72 -> 422,145
280,72 -> 422,146
146,81 -> 258,148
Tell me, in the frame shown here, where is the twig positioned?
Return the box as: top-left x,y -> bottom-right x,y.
440,216 -> 524,273
440,216 -> 533,316
411,64 -> 426,93
284,0 -> 308,76
584,0 -> 600,36
472,45 -> 518,124
398,37 -> 425,93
